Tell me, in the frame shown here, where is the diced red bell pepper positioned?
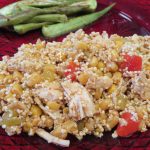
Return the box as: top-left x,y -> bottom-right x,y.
66,61 -> 79,71
64,61 -> 79,81
119,54 -> 142,71
116,112 -> 140,137
64,71 -> 77,81
121,112 -> 133,121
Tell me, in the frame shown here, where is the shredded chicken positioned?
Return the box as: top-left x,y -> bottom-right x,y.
36,128 -> 70,147
33,81 -> 63,102
8,102 -> 26,110
61,81 -> 95,120
132,71 -> 150,100
34,97 -> 61,119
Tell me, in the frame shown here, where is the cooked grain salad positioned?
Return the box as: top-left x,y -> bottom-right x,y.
0,29 -> 149,147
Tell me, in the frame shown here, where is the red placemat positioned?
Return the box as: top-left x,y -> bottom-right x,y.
0,0 -> 150,149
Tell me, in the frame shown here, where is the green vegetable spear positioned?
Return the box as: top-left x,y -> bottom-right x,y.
42,3 -> 116,38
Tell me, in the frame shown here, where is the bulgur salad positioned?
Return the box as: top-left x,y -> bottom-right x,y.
0,29 -> 149,147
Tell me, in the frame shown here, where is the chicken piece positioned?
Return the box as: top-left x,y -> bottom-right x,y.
61,81 -> 95,121
34,97 -> 61,120
86,75 -> 113,90
36,128 -> 70,147
33,81 -> 63,102
132,71 -> 150,100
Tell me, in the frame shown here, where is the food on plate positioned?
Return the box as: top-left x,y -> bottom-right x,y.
0,0 -> 115,36
0,30 -> 149,147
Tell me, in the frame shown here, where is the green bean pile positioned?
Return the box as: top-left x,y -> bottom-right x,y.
0,0 -> 115,38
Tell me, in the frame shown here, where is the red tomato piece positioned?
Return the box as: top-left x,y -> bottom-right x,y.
121,112 -> 133,121
67,61 -> 79,71
64,61 -> 79,81
119,54 -> 142,71
64,71 -> 76,81
116,112 -> 140,137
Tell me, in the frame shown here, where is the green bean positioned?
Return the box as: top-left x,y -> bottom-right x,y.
28,14 -> 68,23
71,0 -> 97,12
42,3 -> 115,38
0,0 -> 96,16
0,9 -> 41,27
0,2 -> 21,16
27,0 -> 82,7
0,0 -> 97,28
41,0 -> 97,15
14,22 -> 51,34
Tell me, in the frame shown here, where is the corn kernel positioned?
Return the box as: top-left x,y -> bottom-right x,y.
0,90 -> 5,98
105,72 -> 112,78
107,116 -> 119,130
116,95 -> 127,110
97,61 -> 105,70
95,70 -> 103,76
43,64 -> 55,73
89,56 -> 99,67
106,62 -> 118,72
0,74 -> 5,81
62,41 -> 71,48
95,127 -> 103,133
78,72 -> 89,85
139,120 -> 146,131
63,120 -> 78,133
110,50 -> 119,60
23,122 -> 32,132
60,53 -> 67,61
84,51 -> 90,57
98,113 -> 107,121
112,72 -> 122,84
33,53 -> 40,59
45,117 -> 53,128
63,107 -> 69,114
27,73 -> 43,87
95,103 -> 100,110
114,37 -> 124,49
145,64 -> 150,70
51,126 -> 67,139
35,43 -> 45,50
47,101 -> 60,111
13,71 -> 23,82
24,51 -> 31,57
76,42 -> 88,51
11,83 -> 23,97
77,120 -> 85,131
12,110 -> 18,117
42,71 -> 55,82
85,118 -> 95,131
0,85 -> 5,89
108,84 -> 116,94
5,92 -> 14,101
136,106 -> 147,119
70,52 -> 76,59
32,119 -> 39,126
99,99 -> 112,110
94,88 -> 102,99
1,117 -> 22,127
25,44 -> 32,49
4,75 -> 13,84
31,105 -> 42,116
